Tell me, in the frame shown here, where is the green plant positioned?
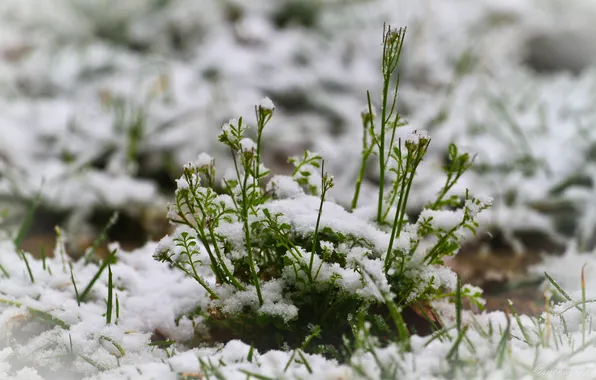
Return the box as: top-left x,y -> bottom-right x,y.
155,24 -> 490,358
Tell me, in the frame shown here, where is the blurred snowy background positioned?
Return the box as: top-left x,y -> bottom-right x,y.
2,0 -> 596,260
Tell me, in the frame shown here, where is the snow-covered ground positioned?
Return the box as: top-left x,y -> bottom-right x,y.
0,239 -> 595,380
3,0 -> 596,235
3,0 -> 596,379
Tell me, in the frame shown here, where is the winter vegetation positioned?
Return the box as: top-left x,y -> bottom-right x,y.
3,1 -> 596,379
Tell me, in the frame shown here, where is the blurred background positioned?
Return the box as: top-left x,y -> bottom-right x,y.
2,0 -> 596,312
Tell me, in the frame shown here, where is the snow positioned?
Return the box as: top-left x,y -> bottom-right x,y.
239,137 -> 257,152
530,244 -> 596,296
264,195 -> 390,254
259,96 -> 275,112
3,0 -> 596,378
419,209 -> 465,231
194,153 -> 214,168
405,130 -> 430,146
175,177 -> 189,191
267,175 -> 305,199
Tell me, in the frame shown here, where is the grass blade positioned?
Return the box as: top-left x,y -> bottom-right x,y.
0,264 -> 9,278
14,188 -> 43,250
19,250 -> 35,283
106,264 -> 113,324
99,335 -> 125,358
83,212 -> 119,265
508,300 -> 530,343
69,262 -> 80,306
496,317 -> 511,368
544,271 -> 583,313
0,298 -> 68,329
79,249 -> 117,303
581,264 -> 587,344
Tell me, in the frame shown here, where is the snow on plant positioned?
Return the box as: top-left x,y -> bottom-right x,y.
155,25 -> 490,355
408,66 -> 596,251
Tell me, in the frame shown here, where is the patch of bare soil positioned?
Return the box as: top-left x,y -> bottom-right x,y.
448,229 -> 566,316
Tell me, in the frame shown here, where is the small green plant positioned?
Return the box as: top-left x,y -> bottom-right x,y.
155,24 -> 490,357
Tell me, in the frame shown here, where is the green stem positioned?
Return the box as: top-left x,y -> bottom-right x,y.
377,80 -> 390,224
254,106 -> 269,188
176,195 -> 226,283
385,142 -> 428,271
351,111 -> 376,210
207,227 -> 245,290
384,151 -> 412,271
422,224 -> 461,265
383,82 -> 401,169
172,259 -> 218,299
241,164 -> 263,305
382,143 -> 405,221
184,179 -> 243,289
309,162 -> 327,281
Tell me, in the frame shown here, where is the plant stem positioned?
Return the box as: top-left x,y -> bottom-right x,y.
385,141 -> 429,271
207,226 -> 245,290
309,162 -> 327,281
176,194 -> 226,283
376,24 -> 406,224
240,159 -> 263,305
377,83 -> 389,224
254,106 -> 269,188
106,265 -> 113,324
183,177 -> 243,289
352,113 -> 375,210
384,150 -> 411,271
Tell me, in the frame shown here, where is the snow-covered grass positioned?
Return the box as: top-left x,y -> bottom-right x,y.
4,2 -> 596,379
3,233 -> 596,379
5,0 -> 596,247
409,67 -> 596,253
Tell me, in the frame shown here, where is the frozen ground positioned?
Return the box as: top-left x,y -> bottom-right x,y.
3,0 -> 596,379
